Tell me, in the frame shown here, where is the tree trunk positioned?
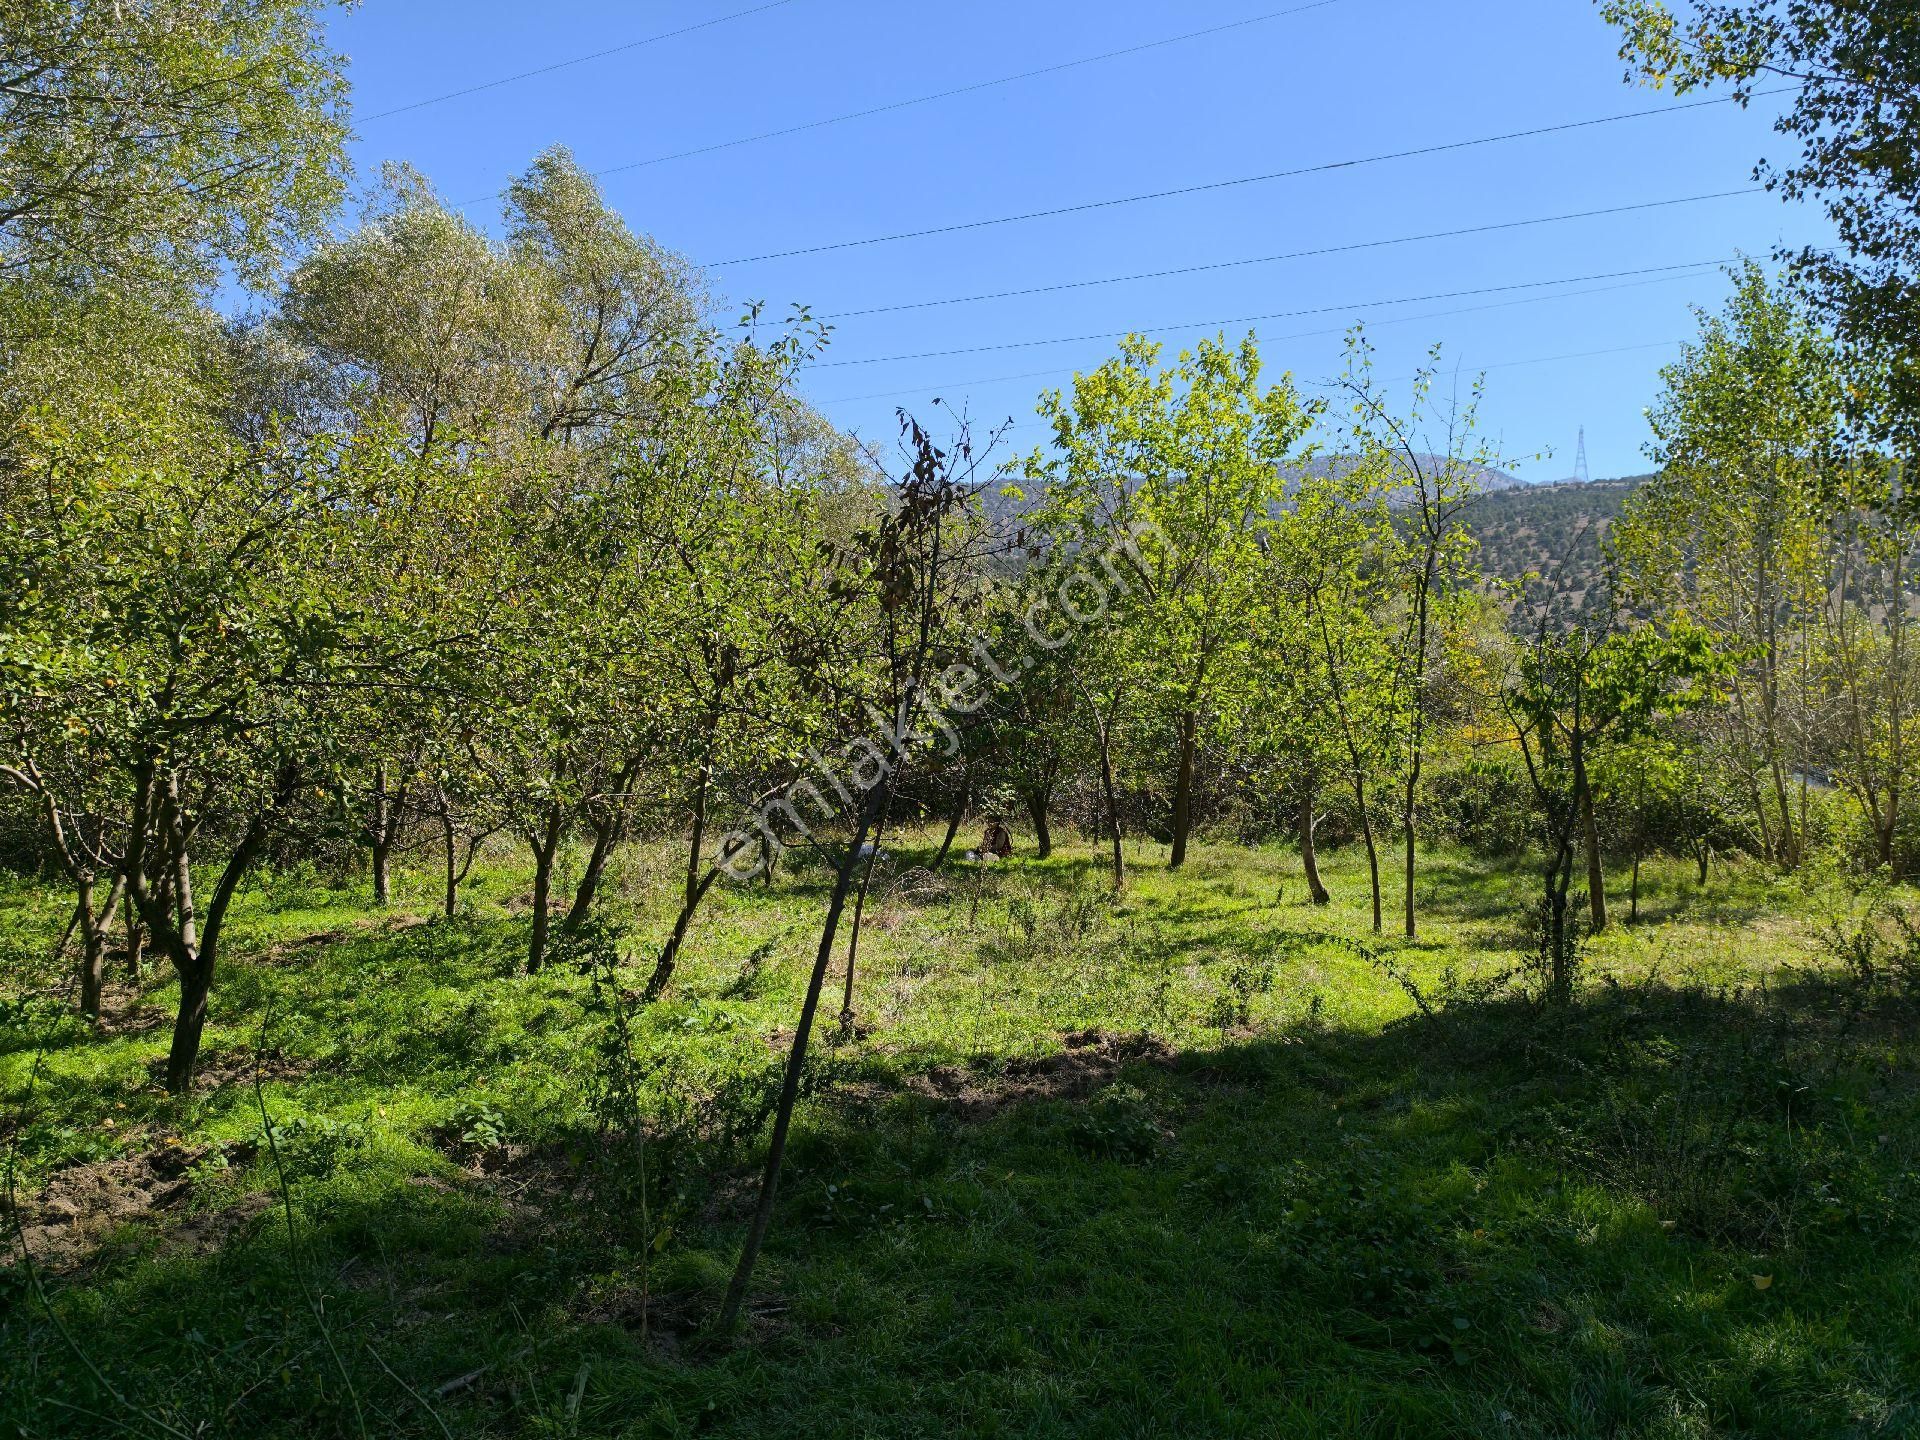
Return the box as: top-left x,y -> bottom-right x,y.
150,865 -> 174,942
371,762 -> 393,908
1630,848 -> 1642,924
644,876 -> 719,1002
564,761 -> 641,935
1316,606 -> 1377,929
1347,772 -> 1382,933
1768,747 -> 1798,869
1695,843 -> 1710,886
840,814 -> 891,1027
441,805 -> 459,919
1401,759 -> 1420,939
1401,558 -> 1434,939
439,804 -> 495,920
122,889 -> 144,979
1887,543 -> 1905,878
1575,745 -> 1607,933
1546,838 -> 1574,1005
1169,709 -> 1197,870
1023,786 -> 1053,860
77,870 -> 127,1018
719,796 -> 880,1332
1361,814 -> 1382,932
641,768 -> 737,1006
1299,789 -> 1330,905
841,785 -> 902,1026
128,770 -> 282,1095
76,874 -> 103,1018
1097,720 -> 1124,890
165,959 -> 214,1094
162,823 -> 274,1093
526,802 -> 564,974
1742,755 -> 1775,869
931,775 -> 968,868
564,818 -> 618,934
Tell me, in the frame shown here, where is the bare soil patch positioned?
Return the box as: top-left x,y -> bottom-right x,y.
255,912 -> 432,965
143,1042 -> 312,1092
4,1140 -> 266,1273
874,1027 -> 1175,1122
92,998 -> 169,1038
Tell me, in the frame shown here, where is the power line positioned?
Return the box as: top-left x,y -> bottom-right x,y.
708,88 -> 1789,267
450,0 -> 1354,209
810,260 -> 1726,369
359,0 -> 802,124
1454,337 -> 1685,380
577,0 -> 1350,178
822,188 -> 1761,318
809,270 -> 1710,405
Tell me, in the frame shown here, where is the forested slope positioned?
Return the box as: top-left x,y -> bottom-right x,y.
1465,475 -> 1648,621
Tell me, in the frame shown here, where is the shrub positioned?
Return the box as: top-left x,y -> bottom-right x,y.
1426,759 -> 1534,855
258,1113 -> 368,1180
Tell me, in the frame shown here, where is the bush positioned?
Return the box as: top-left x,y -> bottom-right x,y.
1816,890 -> 1920,991
1426,760 -> 1534,855
258,1113 -> 368,1180
447,1099 -> 510,1151
1067,1084 -> 1163,1161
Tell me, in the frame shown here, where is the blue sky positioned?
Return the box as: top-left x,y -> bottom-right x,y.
326,0 -> 1832,481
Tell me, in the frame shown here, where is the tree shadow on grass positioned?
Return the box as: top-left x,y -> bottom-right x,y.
9,964 -> 1918,1438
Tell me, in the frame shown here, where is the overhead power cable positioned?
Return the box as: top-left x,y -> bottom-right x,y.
810,260 -> 1726,369
822,188 -> 1761,318
451,0 -> 1354,207
810,270 -> 1712,405
360,0 -> 802,124
581,0 -> 1351,176
1396,336 -> 1686,381
708,88 -> 1791,266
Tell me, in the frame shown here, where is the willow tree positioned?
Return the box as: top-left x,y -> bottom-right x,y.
0,0 -> 349,294
276,152 -> 709,952
1,0 -> 355,1061
1612,263 -> 1843,868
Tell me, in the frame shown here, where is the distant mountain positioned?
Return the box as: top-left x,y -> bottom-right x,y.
1287,452 -> 1528,492
971,468 -> 1653,624
976,455 -> 1531,524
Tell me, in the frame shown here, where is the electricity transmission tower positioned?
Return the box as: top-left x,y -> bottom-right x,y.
1572,426 -> 1591,484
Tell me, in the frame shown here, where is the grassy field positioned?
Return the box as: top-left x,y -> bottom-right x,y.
2,834 -> 1917,1438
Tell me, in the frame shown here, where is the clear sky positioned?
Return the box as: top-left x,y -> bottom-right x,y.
324,0 -> 1834,481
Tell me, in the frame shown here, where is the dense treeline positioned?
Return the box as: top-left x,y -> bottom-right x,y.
3,0 -> 1917,1333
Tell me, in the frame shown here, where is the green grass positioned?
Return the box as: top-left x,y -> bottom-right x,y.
2,836 -> 1917,1438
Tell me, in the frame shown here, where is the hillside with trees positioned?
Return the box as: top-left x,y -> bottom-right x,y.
1465,474 -> 1647,619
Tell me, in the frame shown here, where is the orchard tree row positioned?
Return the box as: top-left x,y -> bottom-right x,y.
5,0 -> 1920,1096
